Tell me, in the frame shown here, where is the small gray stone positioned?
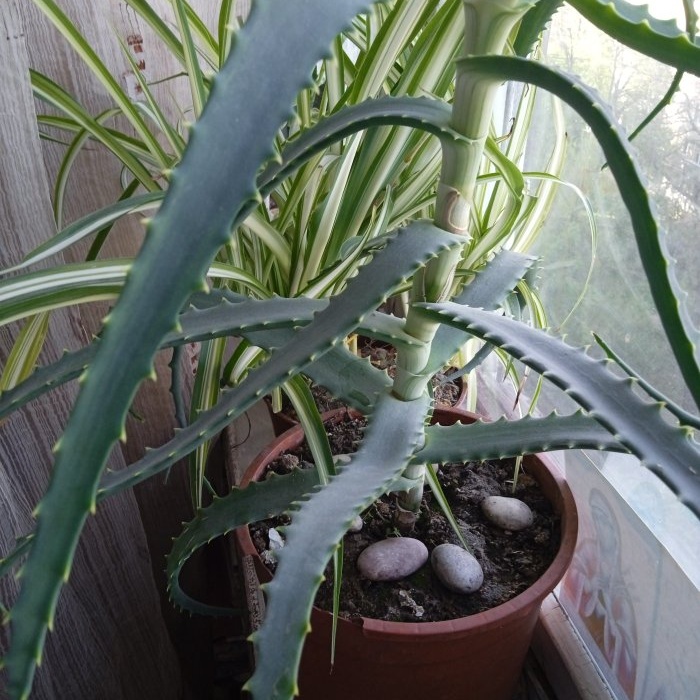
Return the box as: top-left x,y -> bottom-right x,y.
431,543 -> 483,594
481,496 -> 534,531
357,537 -> 428,582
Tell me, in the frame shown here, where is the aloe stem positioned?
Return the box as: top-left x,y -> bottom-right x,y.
395,0 -> 534,512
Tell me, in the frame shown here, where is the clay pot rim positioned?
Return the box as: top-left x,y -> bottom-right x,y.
236,405 -> 578,642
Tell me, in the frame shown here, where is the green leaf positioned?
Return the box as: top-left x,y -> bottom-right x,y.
167,468 -> 322,616
2,194 -> 163,274
246,391 -> 430,700
566,0 -> 700,76
31,70 -> 160,190
0,315 -> 50,393
4,3 -> 392,695
417,302 -> 700,517
458,54 -> 700,410
30,0 -> 170,166
417,411 -> 627,463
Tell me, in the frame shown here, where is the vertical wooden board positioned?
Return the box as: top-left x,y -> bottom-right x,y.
0,2 -> 183,698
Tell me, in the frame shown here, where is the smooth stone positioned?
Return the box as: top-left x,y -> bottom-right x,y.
347,515 -> 363,533
268,527 -> 285,550
431,543 -> 484,594
481,496 -> 534,531
357,537 -> 428,582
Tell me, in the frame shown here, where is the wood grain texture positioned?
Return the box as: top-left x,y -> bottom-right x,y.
1,1 -> 187,697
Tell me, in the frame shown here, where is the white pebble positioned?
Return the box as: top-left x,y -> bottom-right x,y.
357,537 -> 428,582
431,543 -> 483,594
268,527 -> 285,550
347,515 -> 363,533
481,496 -> 534,531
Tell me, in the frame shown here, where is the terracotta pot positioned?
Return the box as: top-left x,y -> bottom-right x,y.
264,371 -> 467,437
263,395 -> 298,437
235,406 -> 578,700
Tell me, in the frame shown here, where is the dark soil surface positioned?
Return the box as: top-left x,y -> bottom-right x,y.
359,338 -> 464,406
271,341 -> 464,425
250,413 -> 560,623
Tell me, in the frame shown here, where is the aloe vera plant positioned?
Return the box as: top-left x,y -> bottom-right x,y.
14,0 -> 565,504
1,0 -> 699,698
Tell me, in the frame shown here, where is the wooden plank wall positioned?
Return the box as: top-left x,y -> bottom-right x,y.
0,1 -> 250,697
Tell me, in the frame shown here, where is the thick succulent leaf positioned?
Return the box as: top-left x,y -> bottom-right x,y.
418,303 -> 700,517
426,249 -> 535,374
98,222 -> 460,499
416,411 -> 627,464
246,391 -> 430,700
593,334 -> 700,431
459,54 -> 700,411
3,2 -> 391,696
514,0 -> 565,57
567,0 -> 700,76
258,95 -> 465,191
0,296 -> 397,422
243,325 -> 390,412
167,468 -> 321,616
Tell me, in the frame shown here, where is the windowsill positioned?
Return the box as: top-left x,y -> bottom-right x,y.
533,593 -> 616,700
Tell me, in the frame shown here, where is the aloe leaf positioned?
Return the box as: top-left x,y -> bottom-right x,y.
514,0 -> 565,57
258,95 -> 466,194
593,334 -> 700,431
417,411 -> 627,464
566,0 -> 700,76
240,330 -> 390,414
426,249 -> 535,374
0,345 -> 93,422
626,2 -> 695,142
97,222 -> 461,499
0,537 -> 33,580
0,296 -> 395,422
3,2 -> 391,696
167,467 -> 322,616
459,54 -> 700,410
418,302 -> 700,517
246,392 -> 430,700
